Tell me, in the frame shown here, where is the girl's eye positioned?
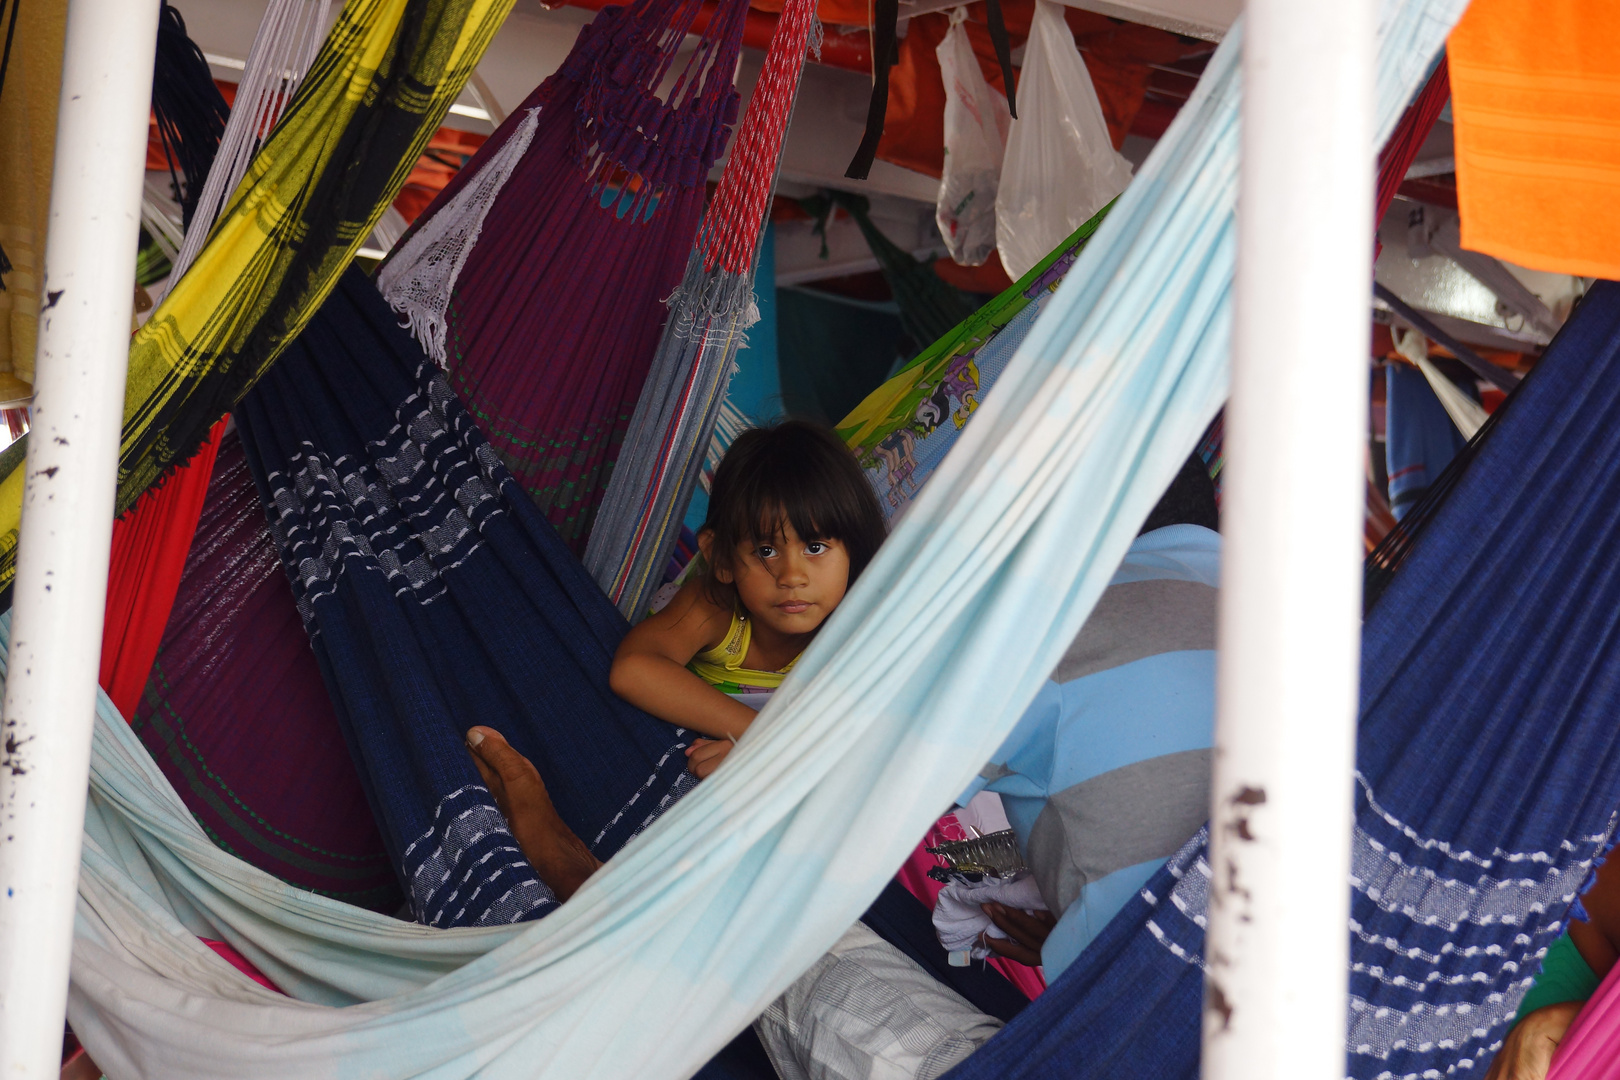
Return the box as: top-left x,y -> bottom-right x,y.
805,541 -> 828,556
755,545 -> 777,559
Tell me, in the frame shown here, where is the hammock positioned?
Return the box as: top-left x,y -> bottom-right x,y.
234,267 -> 697,926
0,0 -> 512,593
1385,361 -> 1466,518
801,191 -> 976,353
64,1 -> 1464,1075
837,45 -> 1451,523
378,0 -> 750,551
583,0 -> 819,618
131,430 -> 400,910
168,0 -> 334,282
836,207 -> 1110,516
100,420 -> 224,720
100,6 -> 232,721
149,2 -> 230,232
944,277 -> 1620,1080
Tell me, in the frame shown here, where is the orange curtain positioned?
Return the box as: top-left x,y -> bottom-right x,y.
1448,0 -> 1620,278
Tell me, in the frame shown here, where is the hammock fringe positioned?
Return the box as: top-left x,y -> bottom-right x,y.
379,106 -> 544,367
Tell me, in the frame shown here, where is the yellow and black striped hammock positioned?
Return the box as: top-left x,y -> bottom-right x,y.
0,0 -> 512,589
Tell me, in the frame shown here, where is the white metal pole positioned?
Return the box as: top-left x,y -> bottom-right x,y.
1203,0 -> 1373,1077
0,0 -> 162,1074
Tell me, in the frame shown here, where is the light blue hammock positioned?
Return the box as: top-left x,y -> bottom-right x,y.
65,0 -> 1464,1074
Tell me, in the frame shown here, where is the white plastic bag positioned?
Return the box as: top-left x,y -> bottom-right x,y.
935,8 -> 1011,267
994,0 -> 1133,280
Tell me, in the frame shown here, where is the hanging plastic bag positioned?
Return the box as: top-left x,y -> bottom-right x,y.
936,8 -> 1012,266
995,0 -> 1133,280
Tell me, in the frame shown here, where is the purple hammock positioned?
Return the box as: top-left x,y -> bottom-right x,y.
379,0 -> 748,553
132,433 -> 402,911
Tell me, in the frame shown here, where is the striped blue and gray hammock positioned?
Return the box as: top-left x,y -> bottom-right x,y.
233,268 -> 699,927
945,280 -> 1620,1080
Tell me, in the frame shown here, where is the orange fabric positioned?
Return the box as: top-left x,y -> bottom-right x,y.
934,251 -> 1015,293
1448,0 -> 1620,278
876,13 -> 951,177
874,4 -> 1193,179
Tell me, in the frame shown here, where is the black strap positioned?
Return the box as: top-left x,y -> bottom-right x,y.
843,0 -> 901,180
983,0 -> 1017,118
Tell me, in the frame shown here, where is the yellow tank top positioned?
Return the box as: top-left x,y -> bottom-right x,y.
687,606 -> 799,695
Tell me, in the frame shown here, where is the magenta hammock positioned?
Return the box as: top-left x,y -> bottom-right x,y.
380,0 -> 749,552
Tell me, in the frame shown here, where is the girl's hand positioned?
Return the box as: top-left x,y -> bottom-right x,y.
1483,1001 -> 1582,1080
685,738 -> 734,779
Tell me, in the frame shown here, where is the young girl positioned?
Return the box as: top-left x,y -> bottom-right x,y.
609,420 -> 887,779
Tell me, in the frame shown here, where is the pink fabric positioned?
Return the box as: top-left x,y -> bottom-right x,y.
896,814 -> 1048,1001
200,938 -> 282,994
1547,957 -> 1620,1080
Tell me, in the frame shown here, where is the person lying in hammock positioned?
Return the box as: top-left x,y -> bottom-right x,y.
466,419 -> 886,898
470,451 -> 1222,1080
1484,852 -> 1620,1079
610,419 -> 887,780
943,452 -> 1221,982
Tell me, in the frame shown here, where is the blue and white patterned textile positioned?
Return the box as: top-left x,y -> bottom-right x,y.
944,283 -> 1620,1080
234,268 -> 699,927
62,0 -> 1484,1076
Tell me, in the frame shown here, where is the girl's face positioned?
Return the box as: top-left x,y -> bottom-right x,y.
722,522 -> 850,640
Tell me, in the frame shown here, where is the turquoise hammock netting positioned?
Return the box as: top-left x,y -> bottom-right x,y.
59,0 -> 1539,1076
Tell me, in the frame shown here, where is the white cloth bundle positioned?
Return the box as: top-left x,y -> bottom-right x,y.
931,873 -> 1048,964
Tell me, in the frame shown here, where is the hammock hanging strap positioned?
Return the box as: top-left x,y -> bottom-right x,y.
844,0 -> 900,180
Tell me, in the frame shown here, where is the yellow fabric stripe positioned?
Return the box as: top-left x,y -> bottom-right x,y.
0,0 -> 513,587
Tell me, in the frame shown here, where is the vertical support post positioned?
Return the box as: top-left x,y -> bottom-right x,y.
1203,2 -> 1373,1078
0,0 -> 161,1074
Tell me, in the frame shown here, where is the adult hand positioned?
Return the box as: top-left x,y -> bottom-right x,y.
980,902 -> 1057,968
686,737 -> 734,779
1483,1001 -> 1582,1080
466,727 -> 601,901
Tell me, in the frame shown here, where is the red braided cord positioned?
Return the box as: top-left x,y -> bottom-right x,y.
1376,56 -> 1449,222
700,0 -> 817,274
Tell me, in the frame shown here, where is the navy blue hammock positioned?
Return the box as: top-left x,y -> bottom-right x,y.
234,268 -> 703,928
944,280 -> 1620,1080
230,268 -> 1024,1078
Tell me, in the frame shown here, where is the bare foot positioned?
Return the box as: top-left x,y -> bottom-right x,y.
466,727 -> 602,901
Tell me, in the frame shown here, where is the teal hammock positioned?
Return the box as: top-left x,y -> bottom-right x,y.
63,0 -> 1472,1076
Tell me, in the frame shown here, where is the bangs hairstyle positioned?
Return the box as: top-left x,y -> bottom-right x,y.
701,420 -> 887,605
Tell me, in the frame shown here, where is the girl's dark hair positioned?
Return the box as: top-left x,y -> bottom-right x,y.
701,420 -> 887,606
